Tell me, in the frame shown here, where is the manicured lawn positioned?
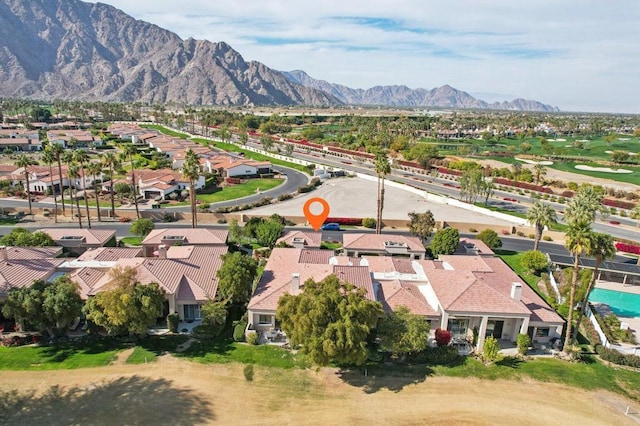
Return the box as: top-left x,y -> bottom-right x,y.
62,199 -> 121,208
120,236 -> 142,246
178,339 -> 309,369
321,242 -> 343,250
196,178 -> 282,203
142,124 -> 191,139
496,249 -> 548,299
0,340 -> 123,370
125,346 -> 157,364
548,161 -> 640,186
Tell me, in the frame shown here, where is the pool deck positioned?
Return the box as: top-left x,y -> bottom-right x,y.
594,281 -> 640,345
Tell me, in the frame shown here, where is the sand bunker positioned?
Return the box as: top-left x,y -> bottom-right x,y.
575,165 -> 633,174
605,150 -> 637,156
515,157 -> 554,165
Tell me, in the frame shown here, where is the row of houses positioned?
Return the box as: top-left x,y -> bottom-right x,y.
0,228 -> 564,351
107,123 -> 273,179
0,164 -> 103,195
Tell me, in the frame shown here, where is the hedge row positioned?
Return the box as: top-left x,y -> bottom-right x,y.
325,217 -> 363,226
603,198 -> 636,210
493,177 -> 554,194
615,242 -> 640,255
596,345 -> 640,369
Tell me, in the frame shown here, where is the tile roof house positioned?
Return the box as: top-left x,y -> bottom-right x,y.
141,228 -> 228,257
342,233 -> 426,259
248,236 -> 563,351
276,231 -> 322,249
69,245 -> 228,320
38,228 -> 117,255
0,245 -> 65,300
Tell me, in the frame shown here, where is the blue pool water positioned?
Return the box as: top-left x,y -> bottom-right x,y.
589,288 -> 640,317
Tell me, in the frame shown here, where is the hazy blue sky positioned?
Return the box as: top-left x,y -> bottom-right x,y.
98,1 -> 640,113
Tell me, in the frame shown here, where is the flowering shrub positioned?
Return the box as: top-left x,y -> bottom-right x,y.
615,242 -> 640,255
603,198 -> 636,210
435,328 -> 452,347
325,217 -> 363,226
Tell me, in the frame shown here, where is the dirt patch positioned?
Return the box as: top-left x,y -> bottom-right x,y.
0,357 -> 637,425
111,347 -> 135,366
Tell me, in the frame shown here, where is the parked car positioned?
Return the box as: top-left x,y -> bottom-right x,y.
321,222 -> 340,231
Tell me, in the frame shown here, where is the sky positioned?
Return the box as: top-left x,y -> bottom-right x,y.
97,0 -> 640,114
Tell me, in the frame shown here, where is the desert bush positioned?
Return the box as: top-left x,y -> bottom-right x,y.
361,218 -> 376,229
233,321 -> 247,342
517,333 -> 531,355
482,336 -> 500,363
246,331 -> 259,345
167,313 -> 179,333
522,250 -> 549,273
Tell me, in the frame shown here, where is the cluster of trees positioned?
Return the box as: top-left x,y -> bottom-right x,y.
276,274 -> 430,365
229,215 -> 285,248
0,228 -> 54,247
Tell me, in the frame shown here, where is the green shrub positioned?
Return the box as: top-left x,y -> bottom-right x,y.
477,229 -> 502,250
233,321 -> 247,342
482,336 -> 500,363
521,250 -> 549,273
243,364 -> 254,381
468,228 -> 477,233
542,235 -> 553,241
167,313 -> 179,333
217,218 -> 227,224
516,333 -> 531,355
596,345 -> 640,368
246,331 -> 259,345
362,218 -> 376,229
277,193 -> 294,202
528,234 -> 535,239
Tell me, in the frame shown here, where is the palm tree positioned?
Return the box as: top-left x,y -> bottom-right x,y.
41,147 -> 58,223
50,143 -> 66,216
563,221 -> 593,353
67,163 -> 83,229
571,233 -> 615,345
526,201 -> 557,251
564,185 -> 605,224
533,163 -> 547,184
61,151 -> 75,218
87,162 -> 103,222
14,154 -> 36,215
374,151 -> 391,234
630,204 -> 640,228
182,149 -> 201,229
102,152 -> 120,218
73,150 -> 92,229
123,144 -> 140,219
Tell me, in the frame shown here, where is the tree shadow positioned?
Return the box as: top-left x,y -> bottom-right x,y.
496,356 -> 523,369
337,364 -> 433,394
0,375 -> 214,425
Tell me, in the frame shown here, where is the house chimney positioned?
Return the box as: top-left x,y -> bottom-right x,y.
0,246 -> 7,262
158,244 -> 167,259
511,282 -> 523,302
291,273 -> 300,292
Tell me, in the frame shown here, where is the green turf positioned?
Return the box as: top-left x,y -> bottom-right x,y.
496,249 -> 547,298
196,178 -> 283,203
0,340 -> 121,370
125,346 -> 157,364
177,339 -> 309,369
120,236 -> 142,246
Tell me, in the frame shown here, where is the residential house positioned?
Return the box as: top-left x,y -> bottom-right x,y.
132,169 -> 205,200
38,228 -> 117,255
247,237 -> 563,351
342,233 -> 426,260
276,231 -> 322,249
141,228 -> 228,257
0,129 -> 41,151
0,246 -> 65,301
69,245 -> 228,320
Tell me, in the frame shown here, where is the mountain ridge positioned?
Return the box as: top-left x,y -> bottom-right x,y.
0,0 -> 558,111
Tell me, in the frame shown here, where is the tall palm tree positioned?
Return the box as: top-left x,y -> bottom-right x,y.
123,144 -> 140,219
14,154 -> 36,215
73,150 -> 92,229
571,233 -> 615,345
102,152 -> 119,218
41,147 -> 58,223
533,163 -> 547,184
67,163 -> 83,229
526,201 -> 557,251
61,151 -> 75,218
564,185 -> 605,224
50,143 -> 66,216
374,151 -> 391,234
563,221 -> 593,353
182,149 -> 201,229
87,162 -> 103,222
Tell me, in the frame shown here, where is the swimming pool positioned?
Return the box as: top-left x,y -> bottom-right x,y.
589,288 -> 640,317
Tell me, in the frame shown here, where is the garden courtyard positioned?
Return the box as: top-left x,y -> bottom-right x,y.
1,354 -> 638,425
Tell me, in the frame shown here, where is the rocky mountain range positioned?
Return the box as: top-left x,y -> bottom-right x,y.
0,0 -> 559,111
282,70 -> 559,112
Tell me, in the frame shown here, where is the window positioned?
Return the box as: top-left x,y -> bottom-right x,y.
447,318 -> 469,338
535,327 -> 550,337
183,304 -> 202,320
258,315 -> 272,325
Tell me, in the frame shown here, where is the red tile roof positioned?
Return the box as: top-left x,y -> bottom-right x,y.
378,280 -> 439,317
343,233 -> 425,252
276,231 -> 322,248
38,228 -> 116,246
0,258 -> 65,297
0,246 -> 62,260
77,247 -> 143,262
142,228 -> 228,246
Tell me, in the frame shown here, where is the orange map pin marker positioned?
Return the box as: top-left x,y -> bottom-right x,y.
303,197 -> 330,231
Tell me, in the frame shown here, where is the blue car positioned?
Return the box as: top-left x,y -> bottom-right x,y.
321,222 -> 340,231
